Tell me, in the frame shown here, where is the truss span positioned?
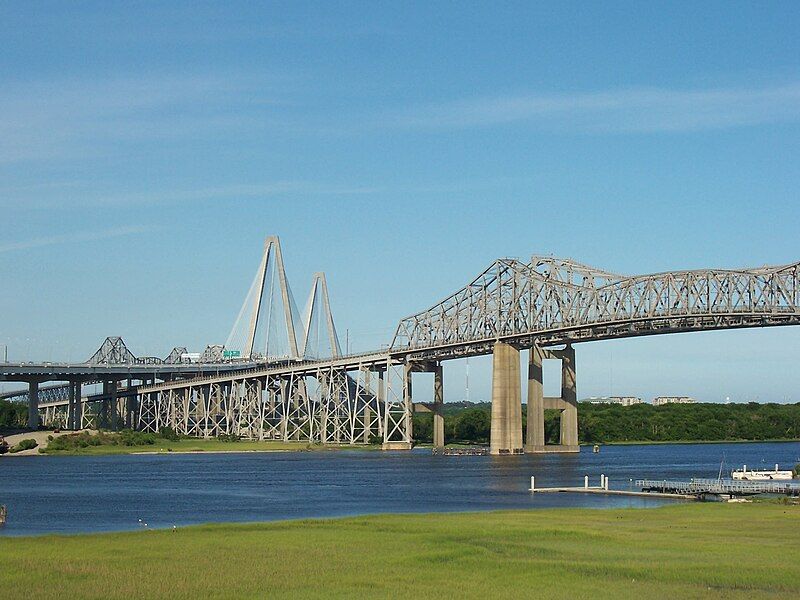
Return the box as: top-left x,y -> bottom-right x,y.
135,354 -> 410,447
391,257 -> 800,358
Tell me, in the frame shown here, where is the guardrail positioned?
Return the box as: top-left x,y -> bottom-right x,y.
636,478 -> 800,496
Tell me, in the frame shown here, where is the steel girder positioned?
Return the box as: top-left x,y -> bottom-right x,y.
390,258 -> 800,355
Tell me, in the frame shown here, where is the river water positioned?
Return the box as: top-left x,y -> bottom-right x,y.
1,441 -> 798,536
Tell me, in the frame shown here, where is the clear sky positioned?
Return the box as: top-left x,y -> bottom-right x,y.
2,2 -> 799,402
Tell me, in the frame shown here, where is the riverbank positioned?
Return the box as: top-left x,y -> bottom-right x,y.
41,439 -> 371,456
42,438 -> 372,455
0,430 -> 91,456
0,429 -> 380,456
1,504 -> 797,598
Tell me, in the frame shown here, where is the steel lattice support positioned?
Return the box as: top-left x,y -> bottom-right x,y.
134,357 -> 401,445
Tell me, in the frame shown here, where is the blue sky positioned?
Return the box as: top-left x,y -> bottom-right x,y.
2,2 -> 799,402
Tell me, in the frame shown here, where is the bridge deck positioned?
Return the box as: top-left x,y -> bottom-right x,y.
136,351 -> 393,393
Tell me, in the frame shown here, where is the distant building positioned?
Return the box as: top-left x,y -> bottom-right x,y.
653,396 -> 695,406
585,396 -> 643,406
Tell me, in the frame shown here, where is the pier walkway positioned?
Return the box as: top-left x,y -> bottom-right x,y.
637,478 -> 800,497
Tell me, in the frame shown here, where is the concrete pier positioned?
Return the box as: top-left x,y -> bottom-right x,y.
525,344 -> 579,453
490,341 -> 523,455
525,344 -> 545,451
101,380 -> 111,429
125,378 -> 135,429
73,380 -> 82,429
433,363 -> 444,448
559,344 -> 578,450
67,381 -> 76,430
27,380 -> 40,429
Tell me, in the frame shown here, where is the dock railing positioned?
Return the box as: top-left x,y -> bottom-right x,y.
636,478 -> 800,496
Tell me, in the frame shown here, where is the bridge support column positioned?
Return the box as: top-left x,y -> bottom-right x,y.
490,341 -> 523,455
433,363 -> 445,448
363,370 -> 372,443
525,344 -> 545,452
110,380 -> 120,430
68,381 -> 76,430
376,370 -> 384,443
74,381 -> 83,430
525,344 -> 579,453
100,380 -> 110,429
382,364 -> 413,450
560,344 -> 578,449
125,378 -> 136,429
28,380 -> 40,429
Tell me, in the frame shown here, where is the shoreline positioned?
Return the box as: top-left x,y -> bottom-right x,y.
3,432 -> 798,458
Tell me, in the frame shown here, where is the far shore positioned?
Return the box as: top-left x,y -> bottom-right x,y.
3,429 -> 798,458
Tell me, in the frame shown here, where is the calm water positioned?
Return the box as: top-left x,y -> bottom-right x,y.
1,441 -> 798,536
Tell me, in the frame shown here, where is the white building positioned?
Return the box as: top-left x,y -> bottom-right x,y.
585,396 -> 643,406
652,396 -> 695,406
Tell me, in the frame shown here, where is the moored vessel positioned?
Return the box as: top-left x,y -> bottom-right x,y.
731,464 -> 794,481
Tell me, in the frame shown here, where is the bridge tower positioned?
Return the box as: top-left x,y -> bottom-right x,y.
300,272 -> 342,359
225,236 -> 304,361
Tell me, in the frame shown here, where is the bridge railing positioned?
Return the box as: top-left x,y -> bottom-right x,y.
636,478 -> 800,495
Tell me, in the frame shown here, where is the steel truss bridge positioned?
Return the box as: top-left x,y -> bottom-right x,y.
2,237 -> 798,454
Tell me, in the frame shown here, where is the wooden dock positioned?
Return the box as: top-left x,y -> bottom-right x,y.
529,475 -> 696,500
530,486 -> 696,500
637,478 -> 800,497
528,474 -> 800,500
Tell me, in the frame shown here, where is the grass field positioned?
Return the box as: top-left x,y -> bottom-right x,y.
1,504 -> 798,599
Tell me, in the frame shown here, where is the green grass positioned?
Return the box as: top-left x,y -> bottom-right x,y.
42,438 -> 377,455
1,504 -> 798,599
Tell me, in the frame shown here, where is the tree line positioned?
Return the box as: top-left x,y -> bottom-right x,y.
413,401 -> 800,444
5,396 -> 799,445
0,399 -> 27,429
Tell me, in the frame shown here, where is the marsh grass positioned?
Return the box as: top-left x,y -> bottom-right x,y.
40,432 -> 375,455
1,504 -> 797,599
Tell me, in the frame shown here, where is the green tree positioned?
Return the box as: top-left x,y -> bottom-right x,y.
454,408 -> 490,443
0,399 -> 27,428
412,414 -> 433,443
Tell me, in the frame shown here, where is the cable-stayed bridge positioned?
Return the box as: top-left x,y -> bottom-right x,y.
2,236 -> 799,454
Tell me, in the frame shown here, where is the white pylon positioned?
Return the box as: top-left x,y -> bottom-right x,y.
301,272 -> 342,359
226,236 -> 303,361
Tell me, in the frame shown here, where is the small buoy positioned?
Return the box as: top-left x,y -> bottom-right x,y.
593,444 -> 600,453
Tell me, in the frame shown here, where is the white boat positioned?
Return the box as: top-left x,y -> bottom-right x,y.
731,464 -> 794,481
